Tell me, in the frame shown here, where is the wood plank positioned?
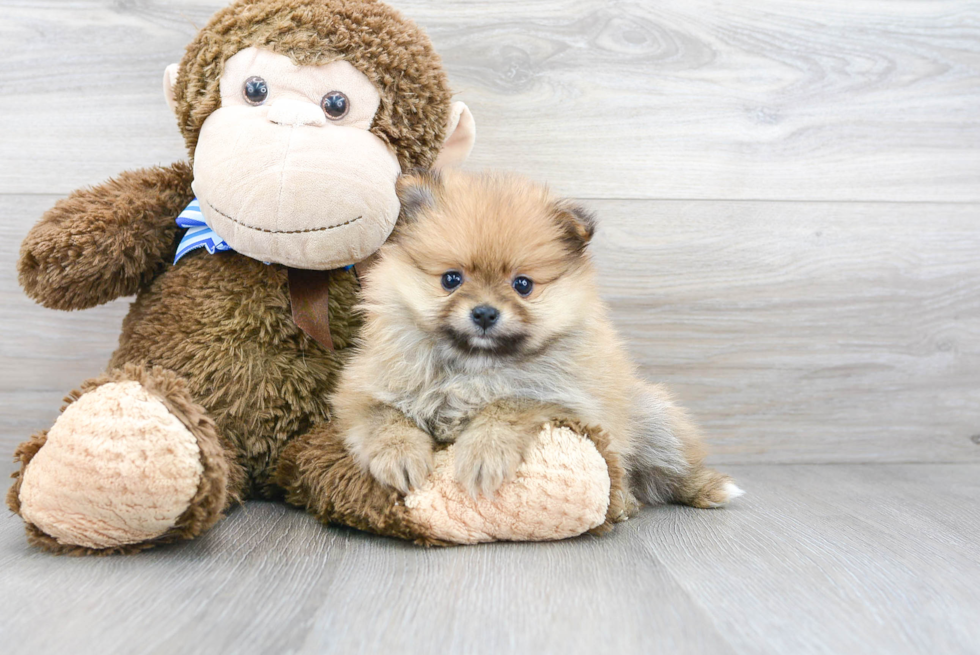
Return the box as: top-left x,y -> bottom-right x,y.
1,464 -> 978,654
637,464 -> 980,655
4,195 -> 978,464
587,198 -> 980,464
0,0 -> 977,200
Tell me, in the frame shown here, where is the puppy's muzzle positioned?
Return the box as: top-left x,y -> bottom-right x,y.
470,304 -> 500,330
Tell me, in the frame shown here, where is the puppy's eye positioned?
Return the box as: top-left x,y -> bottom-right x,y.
321,91 -> 349,120
243,76 -> 269,105
441,271 -> 463,291
512,276 -> 533,297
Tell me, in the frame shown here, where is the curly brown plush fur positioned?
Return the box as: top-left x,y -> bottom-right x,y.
173,0 -> 452,170
18,163 -> 194,311
276,422 -> 443,545
108,252 -> 361,497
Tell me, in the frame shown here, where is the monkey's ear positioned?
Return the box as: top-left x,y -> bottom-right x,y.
163,63 -> 180,113
396,169 -> 442,224
433,102 -> 476,170
553,200 -> 597,253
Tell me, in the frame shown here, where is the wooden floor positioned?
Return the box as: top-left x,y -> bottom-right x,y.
1,464 -> 977,655
2,1 -> 979,654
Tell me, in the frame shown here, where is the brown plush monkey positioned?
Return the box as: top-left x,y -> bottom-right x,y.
7,0 -> 622,553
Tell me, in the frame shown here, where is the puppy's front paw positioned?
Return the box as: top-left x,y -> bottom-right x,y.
453,433 -> 524,499
366,440 -> 433,495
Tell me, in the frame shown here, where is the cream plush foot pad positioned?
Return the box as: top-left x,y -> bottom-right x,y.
18,381 -> 204,549
404,424 -> 611,543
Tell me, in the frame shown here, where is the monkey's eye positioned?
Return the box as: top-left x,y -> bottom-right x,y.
512,276 -> 533,297
321,91 -> 349,120
242,76 -> 269,105
441,271 -> 463,292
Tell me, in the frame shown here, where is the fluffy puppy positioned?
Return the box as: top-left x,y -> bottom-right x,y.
334,169 -> 742,509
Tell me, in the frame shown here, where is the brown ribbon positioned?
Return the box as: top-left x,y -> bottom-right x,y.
287,256 -> 376,351
288,268 -> 336,350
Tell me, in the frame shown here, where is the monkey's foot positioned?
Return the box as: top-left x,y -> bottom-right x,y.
7,366 -> 234,554
403,423 -> 613,543
277,420 -> 626,545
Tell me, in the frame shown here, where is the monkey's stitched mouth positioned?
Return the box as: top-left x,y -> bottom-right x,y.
204,199 -> 362,234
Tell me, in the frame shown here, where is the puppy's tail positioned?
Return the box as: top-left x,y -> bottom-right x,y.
625,383 -> 743,509
672,467 -> 744,509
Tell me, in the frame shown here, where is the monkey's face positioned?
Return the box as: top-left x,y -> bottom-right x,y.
190,47 -> 402,270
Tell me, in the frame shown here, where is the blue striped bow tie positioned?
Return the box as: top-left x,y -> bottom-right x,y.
174,198 -> 232,264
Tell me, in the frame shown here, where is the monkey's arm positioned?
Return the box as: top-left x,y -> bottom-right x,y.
18,162 -> 194,310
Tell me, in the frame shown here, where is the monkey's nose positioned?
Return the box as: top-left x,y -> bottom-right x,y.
266,99 -> 327,127
470,305 -> 500,330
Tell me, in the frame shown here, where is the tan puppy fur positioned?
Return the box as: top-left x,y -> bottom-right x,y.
334,169 -> 743,508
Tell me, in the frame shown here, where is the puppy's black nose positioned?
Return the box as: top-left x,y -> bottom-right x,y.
470,305 -> 500,330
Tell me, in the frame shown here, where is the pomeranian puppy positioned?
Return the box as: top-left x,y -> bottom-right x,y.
333,169 -> 742,510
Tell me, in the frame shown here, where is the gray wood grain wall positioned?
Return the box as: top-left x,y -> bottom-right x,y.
1,0 -> 978,467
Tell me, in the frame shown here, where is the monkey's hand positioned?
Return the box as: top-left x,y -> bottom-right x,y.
18,162 -> 194,310
454,399 -> 556,498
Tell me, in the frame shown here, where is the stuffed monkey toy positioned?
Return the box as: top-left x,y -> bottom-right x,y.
8,0 -> 626,553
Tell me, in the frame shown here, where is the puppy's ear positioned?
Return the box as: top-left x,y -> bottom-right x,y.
396,169 -> 441,225
552,200 -> 596,253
